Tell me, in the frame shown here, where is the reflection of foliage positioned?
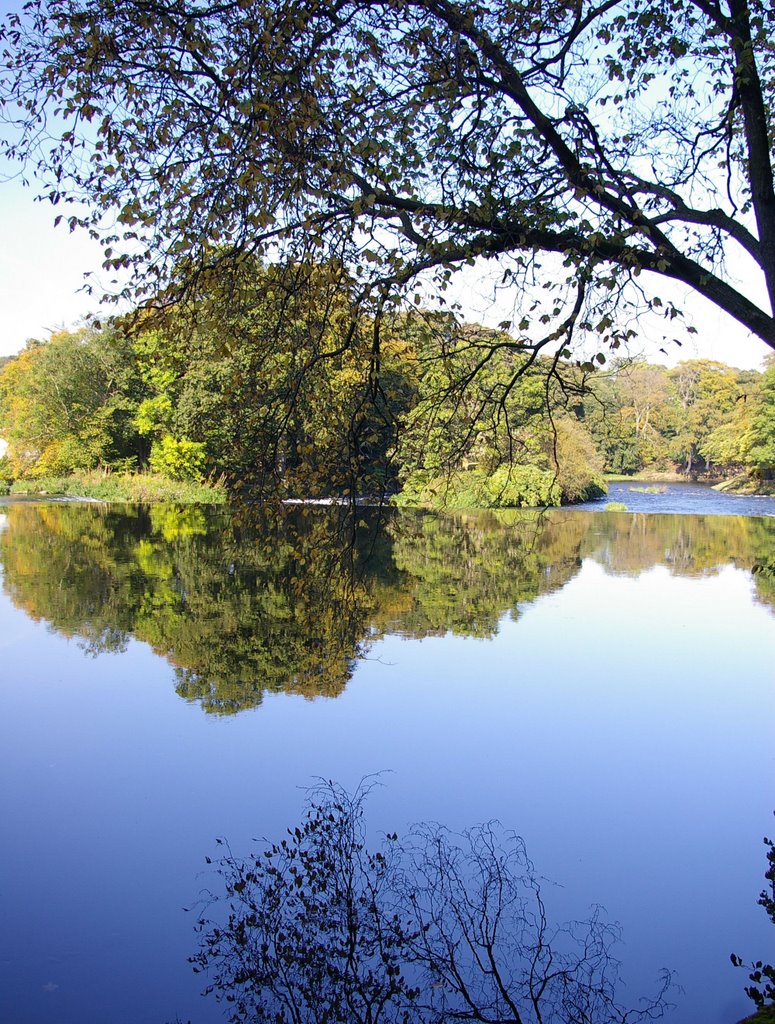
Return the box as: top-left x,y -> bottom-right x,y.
0,502 -> 399,712
732,818 -> 775,1014
579,512 -> 775,611
1,503 -> 774,713
156,510 -> 396,713
384,510 -> 587,638
0,502 -> 149,652
752,560 -> 775,612
192,782 -> 671,1024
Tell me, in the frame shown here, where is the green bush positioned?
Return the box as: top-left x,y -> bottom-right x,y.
33,435 -> 96,477
10,475 -> 71,495
396,461 -> 603,510
149,435 -> 207,481
485,464 -> 560,507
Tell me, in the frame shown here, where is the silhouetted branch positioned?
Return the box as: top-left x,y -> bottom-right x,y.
192,781 -> 673,1024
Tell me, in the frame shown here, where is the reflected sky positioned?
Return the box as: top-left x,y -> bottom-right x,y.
0,503 -> 773,1024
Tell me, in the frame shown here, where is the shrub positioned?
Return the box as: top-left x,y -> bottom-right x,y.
149,435 -> 207,481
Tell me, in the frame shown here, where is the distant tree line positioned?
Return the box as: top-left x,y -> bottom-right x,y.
584,356 -> 775,481
0,264 -> 772,505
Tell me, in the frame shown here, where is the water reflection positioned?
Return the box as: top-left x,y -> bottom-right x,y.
0,502 -> 773,713
192,780 -> 673,1024
1,500 -> 773,1024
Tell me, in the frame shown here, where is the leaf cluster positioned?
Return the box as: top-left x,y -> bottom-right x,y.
732,819 -> 775,1012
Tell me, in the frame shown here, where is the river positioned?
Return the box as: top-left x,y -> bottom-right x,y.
0,489 -> 773,1024
578,479 -> 775,516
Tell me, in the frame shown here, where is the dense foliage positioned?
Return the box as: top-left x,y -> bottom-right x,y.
0,265 -> 590,502
0,284 -> 771,503
0,327 -> 146,477
584,356 -> 775,481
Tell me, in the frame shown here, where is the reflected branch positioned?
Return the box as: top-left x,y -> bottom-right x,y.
191,781 -> 673,1024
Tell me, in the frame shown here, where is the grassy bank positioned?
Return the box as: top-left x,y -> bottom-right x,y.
1,470 -> 227,504
604,471 -> 686,483
714,474 -> 775,497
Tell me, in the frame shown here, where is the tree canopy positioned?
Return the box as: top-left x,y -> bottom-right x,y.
0,326 -> 145,475
0,308 -> 769,496
2,0 -> 775,361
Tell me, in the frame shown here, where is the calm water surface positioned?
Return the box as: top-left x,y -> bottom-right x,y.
0,494 -> 773,1024
579,478 -> 775,516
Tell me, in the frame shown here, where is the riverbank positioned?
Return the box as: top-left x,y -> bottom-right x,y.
714,474 -> 775,497
1,470 -> 227,504
3,470 -> 773,508
605,471 -> 686,483
607,471 -> 775,497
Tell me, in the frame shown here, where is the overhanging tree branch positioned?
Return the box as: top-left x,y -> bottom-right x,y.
1,0 -> 774,351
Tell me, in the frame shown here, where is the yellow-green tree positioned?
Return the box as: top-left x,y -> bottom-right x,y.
154,260 -> 417,497
668,360 -> 746,473
396,320 -> 604,508
0,327 -> 145,476
744,357 -> 775,478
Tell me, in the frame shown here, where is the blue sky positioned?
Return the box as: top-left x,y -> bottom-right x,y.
0,174 -> 110,356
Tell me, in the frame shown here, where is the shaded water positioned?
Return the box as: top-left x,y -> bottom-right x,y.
0,498 -> 773,1024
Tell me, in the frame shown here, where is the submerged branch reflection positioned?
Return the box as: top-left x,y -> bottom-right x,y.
191,781 -> 673,1024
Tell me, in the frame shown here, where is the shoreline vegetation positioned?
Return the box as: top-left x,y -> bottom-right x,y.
2,469 -> 774,506
0,470 -> 227,504
1,315 -> 773,514
715,474 -> 775,497
606,470 -> 775,496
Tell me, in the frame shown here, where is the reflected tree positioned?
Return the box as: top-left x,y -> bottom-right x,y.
0,501 -> 151,650
164,506 -> 399,711
0,502 -> 393,710
1,503 -> 774,710
384,510 -> 588,638
751,559 -> 775,614
191,781 -> 671,1024
578,512 -> 775,591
